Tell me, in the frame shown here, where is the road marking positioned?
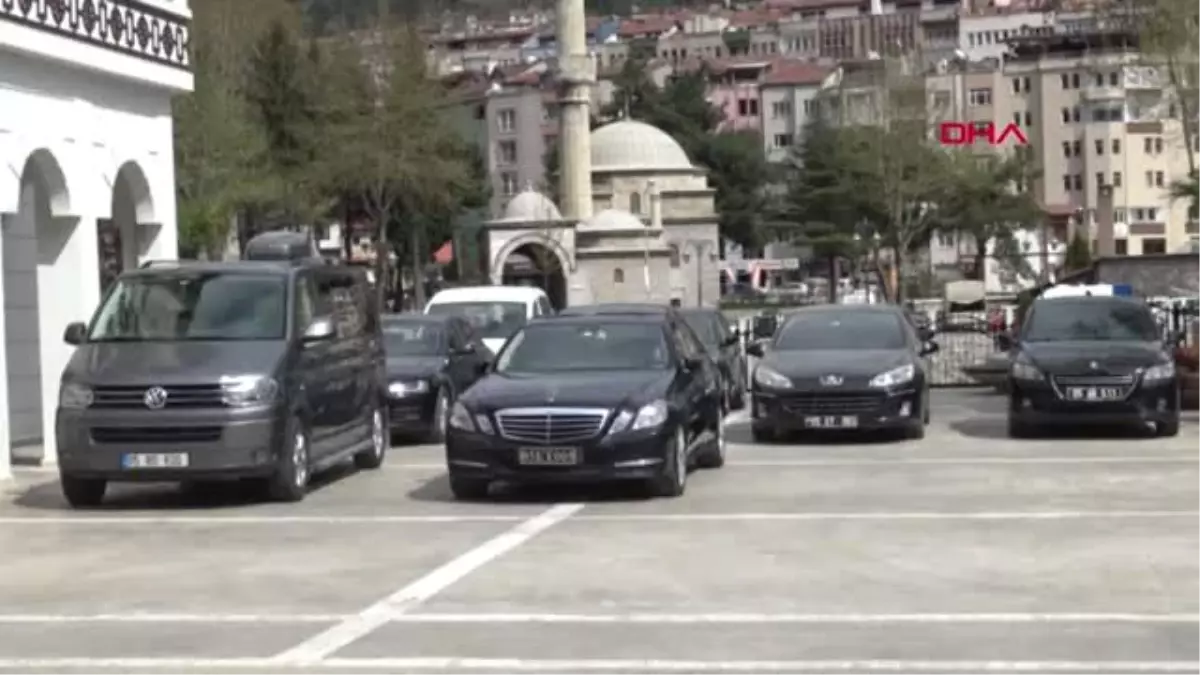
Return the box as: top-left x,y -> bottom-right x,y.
378,456 -> 1200,470
390,612 -> 1200,624
573,510 -> 1200,522
0,514 -> 528,525
270,502 -> 584,665
0,613 -> 347,624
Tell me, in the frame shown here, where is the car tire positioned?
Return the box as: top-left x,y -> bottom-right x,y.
267,417 -> 310,503
354,404 -> 389,470
751,423 -> 776,444
651,425 -> 689,498
60,474 -> 106,509
1007,415 -> 1036,439
696,411 -> 726,469
1156,417 -> 1180,437
448,474 -> 490,500
729,386 -> 746,411
903,422 -> 925,440
426,387 -> 450,444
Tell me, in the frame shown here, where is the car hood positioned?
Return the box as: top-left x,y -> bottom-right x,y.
386,356 -> 445,380
1021,340 -> 1165,374
761,349 -> 910,387
65,341 -> 287,385
462,370 -> 671,410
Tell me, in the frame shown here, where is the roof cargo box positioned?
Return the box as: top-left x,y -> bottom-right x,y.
243,231 -> 317,262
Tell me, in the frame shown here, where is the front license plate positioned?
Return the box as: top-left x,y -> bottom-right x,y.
517,447 -> 581,466
804,415 -> 859,429
121,453 -> 189,469
1065,386 -> 1124,402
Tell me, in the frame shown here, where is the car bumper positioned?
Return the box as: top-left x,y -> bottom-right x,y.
1009,377 -> 1180,425
751,387 -> 923,431
445,427 -> 674,484
387,392 -> 437,433
56,406 -> 285,481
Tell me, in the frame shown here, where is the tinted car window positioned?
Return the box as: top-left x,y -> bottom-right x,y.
497,322 -> 671,373
89,272 -> 287,341
1023,299 -> 1158,342
427,301 -> 527,340
383,321 -> 445,356
775,312 -> 906,350
681,312 -> 722,349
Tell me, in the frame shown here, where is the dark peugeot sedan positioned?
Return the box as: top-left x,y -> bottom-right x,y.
444,313 -> 725,500
1006,295 -> 1181,437
747,304 -> 938,441
679,308 -> 746,411
382,314 -> 491,442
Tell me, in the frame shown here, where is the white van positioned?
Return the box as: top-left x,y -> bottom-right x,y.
424,285 -> 553,354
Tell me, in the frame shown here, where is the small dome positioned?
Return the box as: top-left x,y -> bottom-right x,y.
590,120 -> 693,172
580,208 -> 645,231
500,189 -> 562,222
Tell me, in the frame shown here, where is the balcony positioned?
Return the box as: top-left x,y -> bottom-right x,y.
1083,85 -> 1124,101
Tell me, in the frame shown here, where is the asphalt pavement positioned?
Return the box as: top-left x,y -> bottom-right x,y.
0,389 -> 1196,674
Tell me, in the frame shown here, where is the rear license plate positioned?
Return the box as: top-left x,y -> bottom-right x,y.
121,453 -> 189,469
517,447 -> 581,466
1065,386 -> 1124,402
804,415 -> 859,429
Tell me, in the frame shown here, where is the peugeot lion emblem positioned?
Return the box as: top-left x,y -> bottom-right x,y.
1089,361 -> 1100,370
819,374 -> 844,387
143,386 -> 168,410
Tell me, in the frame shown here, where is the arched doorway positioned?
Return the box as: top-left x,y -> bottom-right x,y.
2,149 -> 78,464
502,242 -> 567,310
99,161 -> 157,291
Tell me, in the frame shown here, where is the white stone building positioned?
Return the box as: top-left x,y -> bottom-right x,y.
0,0 -> 192,478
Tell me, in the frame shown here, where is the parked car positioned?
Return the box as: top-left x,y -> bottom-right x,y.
678,307 -> 746,411
747,304 -> 938,442
424,285 -> 553,354
1006,295 -> 1181,437
443,311 -> 725,500
55,232 -> 388,507
382,313 -> 492,442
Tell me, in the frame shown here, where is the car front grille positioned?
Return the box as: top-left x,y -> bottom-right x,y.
494,408 -> 608,445
90,426 -> 224,444
780,392 -> 887,415
91,385 -> 225,409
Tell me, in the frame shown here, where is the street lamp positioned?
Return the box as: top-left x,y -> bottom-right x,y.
681,239 -> 718,307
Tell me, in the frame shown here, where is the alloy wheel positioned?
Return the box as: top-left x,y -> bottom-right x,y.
675,427 -> 688,488
371,409 -> 385,457
292,430 -> 309,489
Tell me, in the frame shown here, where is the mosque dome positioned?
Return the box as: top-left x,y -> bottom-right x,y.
589,120 -> 694,173
579,208 -> 646,231
500,188 -> 562,222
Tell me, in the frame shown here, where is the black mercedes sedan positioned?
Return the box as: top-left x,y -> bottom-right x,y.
382,314 -> 491,442
1006,295 -> 1181,438
746,304 -> 939,441
679,307 -> 747,411
443,313 -> 725,500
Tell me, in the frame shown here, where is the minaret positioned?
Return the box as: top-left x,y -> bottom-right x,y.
555,0 -> 593,221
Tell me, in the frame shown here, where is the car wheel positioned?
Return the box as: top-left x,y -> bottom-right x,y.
751,421 -> 777,443
651,425 -> 689,498
903,421 -> 925,440
1006,415 -> 1036,439
60,474 -> 106,509
697,409 -> 726,469
354,404 -> 389,470
448,473 -> 490,500
426,388 -> 450,444
1156,417 -> 1180,437
729,378 -> 746,411
922,393 -> 931,425
267,417 -> 309,502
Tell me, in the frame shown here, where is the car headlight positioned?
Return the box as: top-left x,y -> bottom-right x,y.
448,401 -> 475,431
220,375 -> 278,407
1010,354 -> 1043,381
607,400 -> 668,435
869,364 -> 915,388
1143,360 -> 1175,382
754,365 -> 792,389
388,380 -> 429,397
59,382 -> 93,409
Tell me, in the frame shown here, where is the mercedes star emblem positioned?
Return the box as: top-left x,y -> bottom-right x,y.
143,386 -> 169,410
819,374 -> 844,387
1089,361 -> 1100,370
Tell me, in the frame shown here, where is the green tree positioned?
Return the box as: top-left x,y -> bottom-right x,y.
1062,229 -> 1093,273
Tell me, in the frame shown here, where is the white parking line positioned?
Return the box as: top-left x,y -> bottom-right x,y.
378,456 -> 1200,470
0,613 -> 346,624
269,502 -> 584,665
0,514 -> 528,525
572,511 -> 1200,522
389,612 -> 1200,624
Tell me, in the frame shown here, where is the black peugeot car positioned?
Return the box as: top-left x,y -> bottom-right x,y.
443,313 -> 725,500
1005,295 -> 1181,438
382,314 -> 491,442
746,304 -> 939,441
679,307 -> 746,411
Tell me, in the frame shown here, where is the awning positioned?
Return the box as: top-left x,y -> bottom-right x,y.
433,241 -> 453,265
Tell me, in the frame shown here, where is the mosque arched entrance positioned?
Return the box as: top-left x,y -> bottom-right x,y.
501,242 -> 566,310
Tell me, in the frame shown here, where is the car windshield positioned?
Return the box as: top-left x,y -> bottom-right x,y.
88,273 -> 287,342
1022,299 -> 1159,342
681,313 -> 722,350
427,301 -> 526,340
775,312 -> 906,350
383,321 -> 444,356
497,322 -> 671,373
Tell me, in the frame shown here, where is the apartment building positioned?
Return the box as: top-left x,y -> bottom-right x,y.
958,10 -> 1053,61
759,61 -> 833,161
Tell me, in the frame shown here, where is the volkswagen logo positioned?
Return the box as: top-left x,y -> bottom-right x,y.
143,386 -> 168,410
819,374 -> 844,387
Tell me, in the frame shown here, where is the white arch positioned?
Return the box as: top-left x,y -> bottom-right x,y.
0,139 -> 89,216
490,232 -> 574,283
109,158 -> 158,224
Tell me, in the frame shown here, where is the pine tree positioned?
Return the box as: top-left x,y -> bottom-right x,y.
1063,229 -> 1093,273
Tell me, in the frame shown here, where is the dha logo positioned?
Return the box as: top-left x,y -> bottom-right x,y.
939,122 -> 1029,147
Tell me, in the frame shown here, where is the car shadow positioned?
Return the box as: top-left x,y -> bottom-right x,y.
951,416 -> 1179,440
724,420 -> 909,446
10,461 -> 358,512
407,471 -> 668,505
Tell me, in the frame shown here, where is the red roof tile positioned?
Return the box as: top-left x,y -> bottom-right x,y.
762,59 -> 831,86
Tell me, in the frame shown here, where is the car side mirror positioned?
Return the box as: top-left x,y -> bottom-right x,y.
451,343 -> 477,356
745,341 -> 765,358
302,316 -> 336,343
919,340 -> 940,357
63,322 -> 87,346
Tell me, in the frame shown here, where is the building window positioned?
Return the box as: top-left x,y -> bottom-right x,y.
500,172 -> 518,196
629,191 -> 642,214
737,98 -> 760,116
1022,76 -> 1030,91
1073,174 -> 1083,190
1114,208 -> 1126,222
1113,171 -> 1122,187
774,133 -> 794,148
1142,238 -> 1167,254
1114,238 -> 1127,255
1062,142 -> 1072,158
497,140 -> 517,166
771,100 -> 792,118
1093,72 -> 1104,87
1073,140 -> 1082,156
1144,137 -> 1154,153
1062,174 -> 1072,191
1155,171 -> 1165,187
1071,72 -> 1080,88
1024,111 -> 1033,126
968,88 -> 992,106
1155,137 -> 1164,153
613,268 -> 625,283
1060,73 -> 1069,89
669,245 -> 680,268
1096,171 -> 1105,187
1061,107 -> 1070,123
1072,106 -> 1081,122
1012,77 -> 1021,93
497,108 -> 516,133
1109,71 -> 1119,86
1112,139 -> 1121,154
1095,139 -> 1104,155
